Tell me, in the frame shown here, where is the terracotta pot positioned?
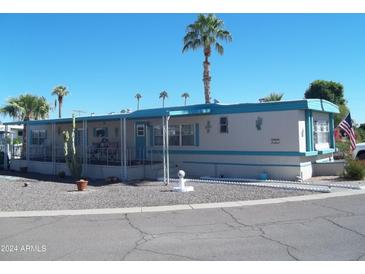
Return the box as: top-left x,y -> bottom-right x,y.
76,179 -> 88,191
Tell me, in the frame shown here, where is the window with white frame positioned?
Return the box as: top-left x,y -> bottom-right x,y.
220,117 -> 228,133
153,126 -> 163,146
31,129 -> 47,145
168,125 -> 180,146
313,120 -> 330,150
153,124 -> 195,146
136,124 -> 145,136
181,124 -> 194,146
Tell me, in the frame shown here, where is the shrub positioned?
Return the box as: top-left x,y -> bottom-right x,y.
344,160 -> 365,180
58,171 -> 66,178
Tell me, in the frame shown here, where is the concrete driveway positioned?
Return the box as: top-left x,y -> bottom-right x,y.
0,193 -> 365,261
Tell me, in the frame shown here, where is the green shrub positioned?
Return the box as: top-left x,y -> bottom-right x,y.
344,160 -> 365,180
58,171 -> 66,178
0,152 -> 4,169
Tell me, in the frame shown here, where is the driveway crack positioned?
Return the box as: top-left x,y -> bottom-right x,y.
121,213 -> 154,260
323,217 -> 365,238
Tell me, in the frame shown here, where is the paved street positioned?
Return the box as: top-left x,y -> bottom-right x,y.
1,193 -> 365,261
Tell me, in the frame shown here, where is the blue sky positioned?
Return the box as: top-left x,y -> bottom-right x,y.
0,14 -> 364,123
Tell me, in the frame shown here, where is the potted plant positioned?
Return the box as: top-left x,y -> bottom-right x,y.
63,115 -> 88,191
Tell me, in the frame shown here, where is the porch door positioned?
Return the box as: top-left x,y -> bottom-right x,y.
135,123 -> 146,161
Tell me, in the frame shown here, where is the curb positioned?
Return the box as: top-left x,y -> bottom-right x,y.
1,189 -> 365,218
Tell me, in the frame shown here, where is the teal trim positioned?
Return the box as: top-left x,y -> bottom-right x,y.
318,148 -> 335,155
150,149 -> 318,157
307,99 -> 339,113
309,110 -> 314,151
182,160 -> 312,168
195,123 -> 199,146
305,110 -> 315,152
4,99 -> 339,126
329,113 -> 335,149
305,110 -> 311,151
304,151 -> 319,156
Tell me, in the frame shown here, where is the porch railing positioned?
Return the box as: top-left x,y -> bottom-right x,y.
12,145 -> 163,167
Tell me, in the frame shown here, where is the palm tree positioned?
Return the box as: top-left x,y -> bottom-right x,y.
135,93 -> 142,110
261,92 -> 284,102
52,86 -> 69,118
0,94 -> 50,158
183,14 -> 232,104
159,91 -> 168,108
181,92 -> 190,106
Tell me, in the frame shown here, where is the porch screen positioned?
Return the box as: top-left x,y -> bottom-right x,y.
31,129 -> 47,145
153,126 -> 163,146
182,124 -> 194,146
168,125 -> 180,146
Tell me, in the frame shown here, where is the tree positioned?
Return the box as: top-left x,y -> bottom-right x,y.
159,91 -> 168,108
305,80 -> 349,127
261,92 -> 284,102
304,80 -> 346,106
183,14 -> 232,104
135,93 -> 142,110
335,104 -> 350,126
52,86 -> 69,118
181,92 -> 190,106
0,94 -> 50,158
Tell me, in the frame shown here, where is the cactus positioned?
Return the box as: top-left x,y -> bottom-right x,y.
63,114 -> 82,179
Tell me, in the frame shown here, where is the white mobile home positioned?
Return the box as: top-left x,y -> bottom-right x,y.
3,99 -> 339,181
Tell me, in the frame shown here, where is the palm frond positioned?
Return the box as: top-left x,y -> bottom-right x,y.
182,14 -> 232,56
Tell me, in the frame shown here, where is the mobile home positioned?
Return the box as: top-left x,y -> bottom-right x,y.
3,99 -> 339,181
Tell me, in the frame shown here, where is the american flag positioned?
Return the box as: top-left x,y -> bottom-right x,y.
338,113 -> 357,151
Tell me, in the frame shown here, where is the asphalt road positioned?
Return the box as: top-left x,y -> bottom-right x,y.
0,193 -> 365,261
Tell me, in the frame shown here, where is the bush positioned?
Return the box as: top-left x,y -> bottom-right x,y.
344,160 -> 365,180
58,171 -> 66,178
0,152 -> 4,170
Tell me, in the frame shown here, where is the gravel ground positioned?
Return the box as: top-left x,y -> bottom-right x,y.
0,171 -> 321,212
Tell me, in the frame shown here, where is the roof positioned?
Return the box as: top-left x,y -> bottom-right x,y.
4,99 -> 339,126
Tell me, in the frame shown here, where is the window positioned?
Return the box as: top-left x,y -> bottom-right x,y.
31,129 -> 47,145
220,117 -> 228,133
314,120 -> 330,150
94,127 -> 108,138
181,124 -> 194,146
168,125 -> 180,146
136,125 -> 145,136
153,126 -> 163,146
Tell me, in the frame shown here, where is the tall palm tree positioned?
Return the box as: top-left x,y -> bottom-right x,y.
0,94 -> 50,158
261,92 -> 284,102
181,92 -> 190,106
159,91 -> 168,108
52,86 -> 69,118
135,93 -> 142,110
183,14 -> 232,104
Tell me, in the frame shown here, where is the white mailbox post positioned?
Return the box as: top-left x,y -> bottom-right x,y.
173,170 -> 194,192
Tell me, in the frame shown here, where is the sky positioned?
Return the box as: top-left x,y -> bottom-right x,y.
0,13 -> 364,123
